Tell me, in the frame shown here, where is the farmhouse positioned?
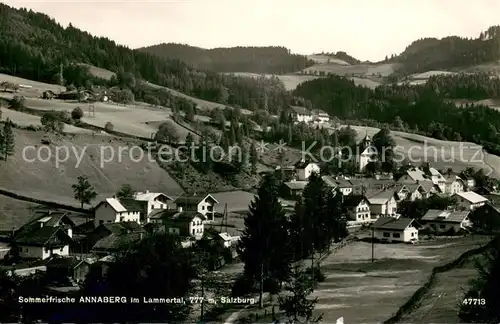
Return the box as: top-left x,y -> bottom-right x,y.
294,160 -> 320,180
343,195 -> 372,223
312,109 -> 330,123
89,223 -> 146,256
11,211 -> 75,260
421,209 -> 472,234
284,180 -> 308,198
290,105 -> 313,123
77,222 -> 145,254
152,208 -> 206,239
372,217 -> 418,243
94,198 -> 141,227
367,190 -> 398,218
393,184 -> 409,202
174,193 -> 219,222
132,191 -> 172,223
454,191 -> 488,210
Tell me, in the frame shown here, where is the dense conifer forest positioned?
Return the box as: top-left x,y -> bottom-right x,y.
138,43 -> 316,74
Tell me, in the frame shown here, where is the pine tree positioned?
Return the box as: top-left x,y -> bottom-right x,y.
238,174 -> 292,308
249,142 -> 258,175
72,175 -> 98,208
278,261 -> 323,323
2,119 -> 15,161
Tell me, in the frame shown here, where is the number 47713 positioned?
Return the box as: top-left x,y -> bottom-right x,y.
462,298 -> 486,305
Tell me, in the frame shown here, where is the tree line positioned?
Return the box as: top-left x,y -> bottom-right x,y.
138,43 -> 316,74
392,25 -> 500,76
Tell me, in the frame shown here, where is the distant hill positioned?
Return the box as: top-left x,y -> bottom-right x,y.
393,26 -> 500,76
309,51 -> 362,65
138,43 -> 315,74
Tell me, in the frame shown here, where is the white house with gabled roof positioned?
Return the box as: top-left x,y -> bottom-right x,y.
174,193 -> 219,222
454,191 -> 488,210
94,198 -> 141,227
133,190 -> 172,223
294,160 -> 320,181
290,106 -> 313,123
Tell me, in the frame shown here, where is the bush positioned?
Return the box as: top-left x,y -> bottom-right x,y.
71,107 -> 84,120
305,266 -> 326,283
104,121 -> 114,132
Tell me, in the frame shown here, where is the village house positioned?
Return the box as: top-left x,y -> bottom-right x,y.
283,180 -> 308,198
429,168 -> 447,193
294,160 -> 320,181
132,191 -> 172,223
393,184 -> 409,202
343,195 -> 373,224
46,255 -> 93,285
93,198 -> 141,227
454,191 -> 489,210
443,174 -> 465,195
11,211 -> 75,260
174,194 -> 219,222
372,217 -> 418,243
290,105 -> 313,123
312,109 -> 330,123
322,176 -> 353,195
405,183 -> 426,201
461,175 -> 476,190
421,209 -> 472,234
150,207 -> 206,239
367,190 -> 398,218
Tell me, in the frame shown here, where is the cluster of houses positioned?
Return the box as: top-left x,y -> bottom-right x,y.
290,105 -> 334,124
279,153 -> 495,243
42,89 -> 109,102
0,190 -> 240,286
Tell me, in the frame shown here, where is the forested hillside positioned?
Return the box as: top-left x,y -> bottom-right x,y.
138,43 -> 315,74
393,26 -> 500,76
294,73 -> 500,154
0,4 -> 287,111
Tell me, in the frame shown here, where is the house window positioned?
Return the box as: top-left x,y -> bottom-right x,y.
25,248 -> 29,252
120,217 -> 124,222
392,233 -> 401,238
99,220 -> 104,225
439,225 -> 446,229
383,232 -> 390,238
60,247 -> 63,252
411,233 -> 414,237
202,206 -> 205,210
192,229 -> 195,234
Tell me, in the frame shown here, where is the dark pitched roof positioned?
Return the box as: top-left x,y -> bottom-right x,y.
26,210 -> 76,228
372,217 -> 415,230
101,222 -> 145,235
119,199 -> 146,212
47,256 -> 86,269
157,210 -> 206,221
343,195 -> 367,207
290,106 -> 311,115
421,209 -> 470,223
92,232 -> 143,252
12,225 -> 72,247
174,194 -> 219,205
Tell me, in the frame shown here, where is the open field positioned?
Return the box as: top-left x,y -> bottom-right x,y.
409,70 -> 457,80
334,124 -> 500,178
312,236 -> 492,323
306,54 -> 350,65
453,60 -> 500,75
302,63 -> 399,77
399,255 -> 480,323
0,92 -> 199,141
80,63 -> 116,80
0,73 -> 66,93
212,191 -> 255,213
0,129 -> 184,209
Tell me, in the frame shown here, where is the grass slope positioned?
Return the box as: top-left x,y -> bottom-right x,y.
307,54 -> 350,65
302,62 -> 399,77
0,73 -> 65,93
0,129 -> 184,208
0,195 -> 41,230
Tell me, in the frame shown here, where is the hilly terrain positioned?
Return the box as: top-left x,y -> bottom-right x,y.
138,43 -> 315,74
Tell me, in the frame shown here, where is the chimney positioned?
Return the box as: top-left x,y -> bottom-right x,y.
145,190 -> 149,194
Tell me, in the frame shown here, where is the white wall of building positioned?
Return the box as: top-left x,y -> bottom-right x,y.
374,226 -> 418,242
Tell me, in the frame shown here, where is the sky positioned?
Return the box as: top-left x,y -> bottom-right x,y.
3,0 -> 500,62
